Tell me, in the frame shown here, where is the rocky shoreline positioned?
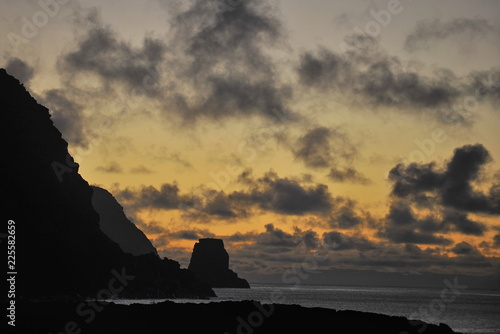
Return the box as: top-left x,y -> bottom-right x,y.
5,300 -> 461,334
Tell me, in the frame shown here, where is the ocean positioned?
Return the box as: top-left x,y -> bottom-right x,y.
112,284 -> 500,334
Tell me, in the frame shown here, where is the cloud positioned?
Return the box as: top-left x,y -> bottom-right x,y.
54,2 -> 296,126
129,165 -> 154,174
221,222 -> 497,278
380,200 -> 452,245
166,153 -> 193,169
40,89 -> 88,148
195,190 -> 243,218
442,210 -> 487,236
327,167 -> 371,184
168,228 -> 216,241
450,241 -> 478,256
223,224 -> 323,260
5,58 -> 34,85
326,197 -> 371,230
59,8 -> 165,92
127,216 -> 215,250
116,183 -> 185,210
292,126 -> 369,184
380,144 -> 499,245
114,183 -> 245,220
292,127 -> 356,168
113,169 -> 342,219
296,41 -> 464,123
95,161 -> 123,173
389,144 -> 500,215
494,234 -> 500,249
323,231 -> 376,251
232,170 -> 333,215
404,17 -> 494,52
163,0 -> 293,122
256,224 -> 320,250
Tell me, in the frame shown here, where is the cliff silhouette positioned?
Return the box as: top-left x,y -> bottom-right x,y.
188,238 -> 250,288
91,186 -> 157,256
1,68 -> 213,299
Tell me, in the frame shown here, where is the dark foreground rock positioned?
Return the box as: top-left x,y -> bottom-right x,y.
7,300 -> 460,334
189,238 -> 250,288
1,68 -> 214,300
91,186 -> 158,256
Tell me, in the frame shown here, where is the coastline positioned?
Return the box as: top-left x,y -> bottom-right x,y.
7,300 -> 460,334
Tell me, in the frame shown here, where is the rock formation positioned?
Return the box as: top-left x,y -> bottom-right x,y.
188,238 -> 250,288
1,68 -> 214,299
91,186 -> 157,256
11,300 -> 461,334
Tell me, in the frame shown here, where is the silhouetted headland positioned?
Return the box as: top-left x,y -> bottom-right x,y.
91,185 -> 158,256
1,68 -> 213,300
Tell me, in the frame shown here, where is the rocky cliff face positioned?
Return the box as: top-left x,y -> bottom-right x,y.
188,238 -> 250,288
91,186 -> 157,256
1,68 -> 214,299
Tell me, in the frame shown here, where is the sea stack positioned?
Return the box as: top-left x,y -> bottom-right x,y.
188,238 -> 250,288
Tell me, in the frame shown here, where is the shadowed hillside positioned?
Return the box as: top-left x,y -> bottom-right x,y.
0,68 -> 214,300
91,186 -> 158,256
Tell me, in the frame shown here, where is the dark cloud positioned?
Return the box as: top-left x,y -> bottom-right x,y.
327,198 -> 369,229
133,219 -> 167,235
164,0 -> 293,122
232,170 -> 333,215
404,18 -> 494,52
494,234 -> 500,249
113,170 -> 341,219
116,183 -> 184,210
327,167 -> 371,184
255,224 -> 320,250
222,223 -> 498,279
60,8 -> 165,92
466,69 -> 500,105
198,190 -> 242,218
115,183 -> 244,220
226,224 -> 322,257
5,58 -> 34,85
381,144 -> 497,244
442,144 -> 497,213
168,228 -> 216,241
389,144 -> 500,215
177,77 -> 293,122
442,210 -> 486,236
40,89 -> 88,148
381,201 -> 452,245
292,127 -> 356,168
129,165 -> 154,174
296,41 -> 462,122
95,161 -> 123,174
323,231 -> 376,251
450,241 -> 477,256
292,127 -> 369,184
57,2 -> 294,124
125,216 -> 214,250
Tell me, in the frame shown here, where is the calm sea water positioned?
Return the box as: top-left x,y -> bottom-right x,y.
112,284 -> 500,334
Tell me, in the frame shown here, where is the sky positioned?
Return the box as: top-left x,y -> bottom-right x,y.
1,0 -> 500,286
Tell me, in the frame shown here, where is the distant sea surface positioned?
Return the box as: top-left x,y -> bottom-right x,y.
113,284 -> 500,334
